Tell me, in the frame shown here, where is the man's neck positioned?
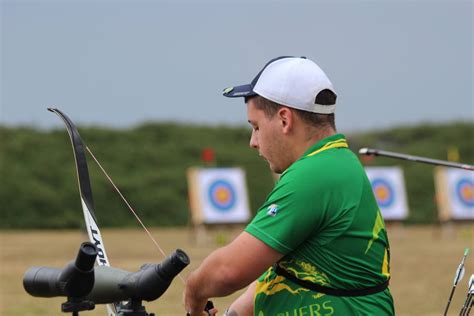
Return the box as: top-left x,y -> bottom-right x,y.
294,128 -> 336,160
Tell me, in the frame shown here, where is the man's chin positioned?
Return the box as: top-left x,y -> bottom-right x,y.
260,156 -> 282,174
268,163 -> 283,175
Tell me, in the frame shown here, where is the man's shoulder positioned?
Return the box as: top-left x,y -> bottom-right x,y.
289,148 -> 361,176
276,149 -> 365,197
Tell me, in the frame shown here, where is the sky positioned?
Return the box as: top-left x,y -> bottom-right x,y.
1,0 -> 473,133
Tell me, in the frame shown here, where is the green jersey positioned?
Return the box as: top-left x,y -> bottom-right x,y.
245,134 -> 394,316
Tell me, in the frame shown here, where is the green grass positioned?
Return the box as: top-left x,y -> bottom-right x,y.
1,225 -> 473,315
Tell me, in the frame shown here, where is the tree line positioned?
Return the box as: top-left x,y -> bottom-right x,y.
1,121 -> 472,229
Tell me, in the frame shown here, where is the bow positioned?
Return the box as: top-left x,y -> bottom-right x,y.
48,108 -> 213,315
48,108 -> 119,316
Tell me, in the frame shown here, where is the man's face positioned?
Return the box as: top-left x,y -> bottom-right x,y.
246,99 -> 288,174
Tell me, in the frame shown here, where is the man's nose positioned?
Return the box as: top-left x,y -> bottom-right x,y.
249,132 -> 258,149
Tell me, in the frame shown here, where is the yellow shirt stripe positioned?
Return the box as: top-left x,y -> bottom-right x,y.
306,139 -> 348,157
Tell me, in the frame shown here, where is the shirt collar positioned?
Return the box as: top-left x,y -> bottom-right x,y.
302,133 -> 347,158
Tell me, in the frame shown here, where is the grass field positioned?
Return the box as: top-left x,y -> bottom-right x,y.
1,225 -> 473,316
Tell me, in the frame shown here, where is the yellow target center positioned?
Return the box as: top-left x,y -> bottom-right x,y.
216,188 -> 230,202
375,186 -> 389,201
461,185 -> 474,201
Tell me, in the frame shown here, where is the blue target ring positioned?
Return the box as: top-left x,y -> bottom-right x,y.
371,178 -> 395,208
208,179 -> 236,212
455,178 -> 474,208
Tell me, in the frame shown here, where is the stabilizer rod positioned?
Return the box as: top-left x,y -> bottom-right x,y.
359,148 -> 474,171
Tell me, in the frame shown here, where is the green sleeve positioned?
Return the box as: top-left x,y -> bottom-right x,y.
245,165 -> 327,254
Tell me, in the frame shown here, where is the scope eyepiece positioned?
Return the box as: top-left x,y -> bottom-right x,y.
124,248 -> 190,301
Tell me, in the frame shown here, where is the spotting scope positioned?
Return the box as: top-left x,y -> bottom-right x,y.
24,243 -> 190,315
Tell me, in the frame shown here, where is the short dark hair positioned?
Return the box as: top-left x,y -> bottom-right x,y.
248,95 -> 336,130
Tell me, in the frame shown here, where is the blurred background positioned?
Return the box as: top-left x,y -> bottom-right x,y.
1,0 -> 473,315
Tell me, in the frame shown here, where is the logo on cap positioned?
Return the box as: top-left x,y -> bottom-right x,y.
222,87 -> 234,95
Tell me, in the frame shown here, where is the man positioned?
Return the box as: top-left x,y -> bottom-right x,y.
184,56 -> 394,315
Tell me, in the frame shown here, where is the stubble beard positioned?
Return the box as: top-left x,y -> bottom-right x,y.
261,142 -> 288,174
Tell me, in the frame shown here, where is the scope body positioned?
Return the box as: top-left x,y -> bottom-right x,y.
87,249 -> 189,303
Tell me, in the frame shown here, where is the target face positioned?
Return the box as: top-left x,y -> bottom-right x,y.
455,178 -> 474,208
188,167 -> 251,224
208,179 -> 236,212
365,167 -> 409,220
371,178 -> 395,208
435,168 -> 474,220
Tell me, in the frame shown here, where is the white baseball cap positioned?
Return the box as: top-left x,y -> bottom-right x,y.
222,56 -> 336,114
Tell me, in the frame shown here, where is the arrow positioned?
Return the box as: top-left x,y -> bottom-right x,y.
444,248 -> 470,316
460,274 -> 474,316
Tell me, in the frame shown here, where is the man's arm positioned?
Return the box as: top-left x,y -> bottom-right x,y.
184,231 -> 283,315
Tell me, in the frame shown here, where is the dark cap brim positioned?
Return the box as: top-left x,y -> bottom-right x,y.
222,84 -> 258,98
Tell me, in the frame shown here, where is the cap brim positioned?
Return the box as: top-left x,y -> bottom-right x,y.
222,84 -> 257,98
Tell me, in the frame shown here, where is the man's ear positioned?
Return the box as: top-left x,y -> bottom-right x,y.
277,107 -> 293,134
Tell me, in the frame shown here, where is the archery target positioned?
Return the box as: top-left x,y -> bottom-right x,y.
371,178 -> 395,208
435,168 -> 474,220
455,178 -> 474,208
365,167 -> 409,220
187,168 -> 251,224
208,179 -> 236,211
